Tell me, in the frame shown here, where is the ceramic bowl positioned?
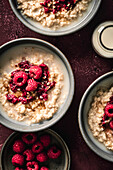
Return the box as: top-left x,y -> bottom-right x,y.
0,38 -> 74,132
8,0 -> 101,36
0,129 -> 70,170
78,71 -> 113,162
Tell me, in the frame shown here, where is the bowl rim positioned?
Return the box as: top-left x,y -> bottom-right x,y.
0,129 -> 71,170
78,71 -> 113,162
92,20 -> 113,59
0,37 -> 74,132
8,0 -> 101,36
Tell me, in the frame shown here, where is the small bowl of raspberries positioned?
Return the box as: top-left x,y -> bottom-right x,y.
1,129 -> 70,170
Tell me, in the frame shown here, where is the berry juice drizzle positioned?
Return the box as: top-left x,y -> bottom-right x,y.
40,0 -> 81,14
6,60 -> 56,104
102,96 -> 113,129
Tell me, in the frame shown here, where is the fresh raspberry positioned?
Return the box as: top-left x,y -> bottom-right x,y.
29,66 -> 42,80
47,146 -> 61,159
22,90 -> 27,97
39,93 -> 48,101
27,96 -> 35,102
110,121 -> 113,129
11,70 -> 20,78
18,60 -> 30,69
10,83 -> 18,93
26,161 -> 39,170
23,149 -> 35,161
26,79 -> 38,91
36,152 -> 48,162
39,64 -> 49,80
15,167 -> 24,170
40,167 -> 49,170
13,140 -> 25,153
40,134 -> 51,147
32,142 -> 44,153
13,71 -> 28,87
49,81 -> 56,90
102,113 -> 107,122
22,133 -> 37,145
105,104 -> 113,118
108,101 -> 113,104
12,154 -> 24,166
110,95 -> 113,101
39,64 -> 48,71
18,97 -> 28,104
6,94 -> 18,104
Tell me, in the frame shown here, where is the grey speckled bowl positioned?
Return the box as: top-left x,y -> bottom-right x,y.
78,71 -> 113,162
0,38 -> 74,132
0,129 -> 70,170
8,0 -> 101,36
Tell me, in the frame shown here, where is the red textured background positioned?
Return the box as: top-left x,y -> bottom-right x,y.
1,0 -> 113,169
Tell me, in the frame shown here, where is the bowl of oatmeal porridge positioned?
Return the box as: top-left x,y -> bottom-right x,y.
0,38 -> 74,132
78,71 -> 113,162
8,0 -> 101,36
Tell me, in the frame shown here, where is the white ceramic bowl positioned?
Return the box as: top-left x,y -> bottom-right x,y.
78,71 -> 113,162
0,38 -> 74,132
8,0 -> 101,36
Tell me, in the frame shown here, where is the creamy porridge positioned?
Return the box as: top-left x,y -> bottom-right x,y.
0,46 -> 68,124
88,87 -> 113,150
17,0 -> 91,29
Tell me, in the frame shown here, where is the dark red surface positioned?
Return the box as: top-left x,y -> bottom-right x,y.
1,0 -> 113,169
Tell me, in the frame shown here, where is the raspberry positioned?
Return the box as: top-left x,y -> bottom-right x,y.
10,83 -> 18,93
15,168 -> 24,170
26,79 -> 38,91
32,142 -> 44,153
27,96 -> 34,102
108,101 -> 113,104
44,7 -> 49,13
11,70 -> 20,78
18,60 -> 30,69
105,104 -> 113,118
40,167 -> 49,170
26,161 -> 39,170
23,149 -> 35,161
39,93 -> 48,101
40,0 -> 75,13
18,97 -> 28,104
40,134 -> 51,147
13,140 -> 25,153
22,90 -> 27,97
36,152 -> 48,162
110,95 -> 113,101
110,121 -> 113,129
6,94 -> 18,104
102,113 -> 107,122
22,133 -> 37,145
13,71 -> 28,87
49,81 -> 56,90
12,154 -> 24,166
29,66 -> 42,80
39,64 -> 48,71
47,146 -> 61,159
39,64 -> 49,80
37,87 -> 45,96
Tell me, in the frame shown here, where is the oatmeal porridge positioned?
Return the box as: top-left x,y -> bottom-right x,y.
88,87 -> 113,150
17,0 -> 91,29
0,46 -> 68,124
